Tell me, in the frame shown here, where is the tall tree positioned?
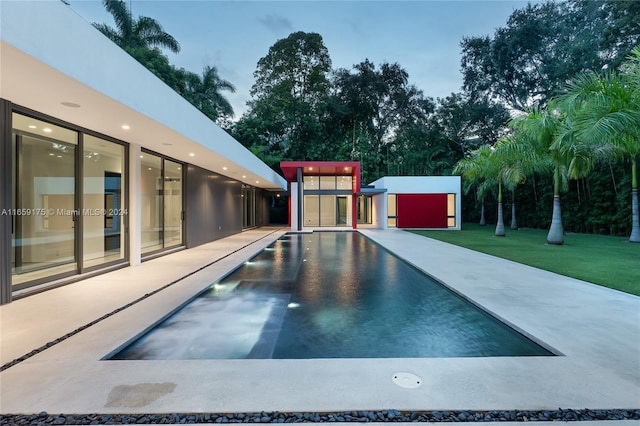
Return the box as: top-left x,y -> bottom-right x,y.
331,60 -> 425,182
183,66 -> 236,122
511,102 -> 594,244
453,145 -> 496,228
559,48 -> 640,242
435,93 -> 510,157
94,0 -> 180,53
248,31 -> 332,161
460,1 -> 640,112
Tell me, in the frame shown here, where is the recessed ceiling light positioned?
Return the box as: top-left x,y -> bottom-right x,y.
61,101 -> 80,108
49,153 -> 54,156
148,167 -> 152,170
223,167 -> 228,171
189,153 -> 195,157
121,124 -> 130,130
256,180 -> 260,184
56,155 -> 62,158
177,167 -> 181,170
242,175 -> 246,178
43,128 -> 52,133
139,155 -> 143,158
28,125 -> 37,129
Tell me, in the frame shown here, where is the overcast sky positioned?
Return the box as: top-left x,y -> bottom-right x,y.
68,0 -> 535,118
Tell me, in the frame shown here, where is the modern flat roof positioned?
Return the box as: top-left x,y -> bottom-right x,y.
0,1 -> 286,191
280,161 -> 361,192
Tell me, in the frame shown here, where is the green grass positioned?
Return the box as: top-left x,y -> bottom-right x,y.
411,223 -> 640,296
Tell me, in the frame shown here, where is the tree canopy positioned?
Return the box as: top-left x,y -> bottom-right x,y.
94,0 -> 235,122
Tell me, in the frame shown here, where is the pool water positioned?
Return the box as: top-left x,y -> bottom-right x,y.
112,232 -> 553,359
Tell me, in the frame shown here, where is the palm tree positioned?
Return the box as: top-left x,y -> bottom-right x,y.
510,102 -> 570,245
559,48 -> 640,242
183,66 -> 236,121
453,145 -> 495,228
93,0 -> 180,53
492,134 -> 537,232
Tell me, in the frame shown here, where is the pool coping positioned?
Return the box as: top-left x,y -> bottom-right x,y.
1,228 -> 639,414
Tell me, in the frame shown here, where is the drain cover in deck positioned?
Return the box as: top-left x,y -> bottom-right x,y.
392,372 -> 422,389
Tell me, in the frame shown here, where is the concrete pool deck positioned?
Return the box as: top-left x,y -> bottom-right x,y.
0,227 -> 639,417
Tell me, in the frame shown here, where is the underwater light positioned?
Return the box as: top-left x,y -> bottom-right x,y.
287,303 -> 301,309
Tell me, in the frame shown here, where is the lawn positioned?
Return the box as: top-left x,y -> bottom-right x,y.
411,223 -> 640,296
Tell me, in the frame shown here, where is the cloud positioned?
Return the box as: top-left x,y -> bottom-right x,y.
258,14 -> 293,34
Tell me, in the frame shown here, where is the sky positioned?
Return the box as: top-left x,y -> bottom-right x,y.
68,0 -> 535,118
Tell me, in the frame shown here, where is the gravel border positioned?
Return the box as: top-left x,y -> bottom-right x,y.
1,409 -> 639,425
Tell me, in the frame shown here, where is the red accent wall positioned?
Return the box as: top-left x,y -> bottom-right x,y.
397,194 -> 448,228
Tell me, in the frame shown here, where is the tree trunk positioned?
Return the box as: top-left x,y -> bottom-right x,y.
630,188 -> 640,242
479,200 -> 486,226
630,159 -> 639,243
547,195 -> 564,245
495,180 -> 505,236
510,189 -> 518,230
495,203 -> 505,237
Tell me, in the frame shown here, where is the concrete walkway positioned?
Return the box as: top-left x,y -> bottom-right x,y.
0,228 -> 638,416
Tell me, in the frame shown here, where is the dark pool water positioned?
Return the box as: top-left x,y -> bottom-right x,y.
112,232 -> 553,359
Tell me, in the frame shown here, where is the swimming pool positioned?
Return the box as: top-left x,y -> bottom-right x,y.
111,232 -> 553,359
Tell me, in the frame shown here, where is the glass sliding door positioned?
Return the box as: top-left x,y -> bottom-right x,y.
319,195 -> 336,226
141,151 -> 183,255
164,160 -> 182,248
303,195 -> 319,226
141,153 -> 163,254
83,135 -> 126,269
11,114 -> 78,285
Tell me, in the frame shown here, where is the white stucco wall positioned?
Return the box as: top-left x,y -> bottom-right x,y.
370,176 -> 461,195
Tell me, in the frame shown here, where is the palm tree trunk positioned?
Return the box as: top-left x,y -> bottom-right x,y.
510,189 -> 518,230
630,158 -> 640,242
547,170 -> 564,245
495,180 -> 505,237
479,199 -> 486,226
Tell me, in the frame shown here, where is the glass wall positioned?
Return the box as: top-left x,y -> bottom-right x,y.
83,135 -> 126,269
10,113 -> 129,287
140,151 -> 183,255
301,174 -> 353,227
11,114 -> 78,285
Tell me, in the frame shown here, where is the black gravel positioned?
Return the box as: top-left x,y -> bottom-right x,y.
1,409 -> 639,425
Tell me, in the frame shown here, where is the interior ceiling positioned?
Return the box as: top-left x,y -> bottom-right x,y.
0,42 -> 285,191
